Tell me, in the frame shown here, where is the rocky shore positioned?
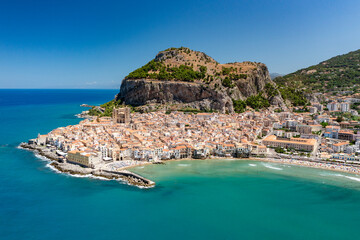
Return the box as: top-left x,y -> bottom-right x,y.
75,110 -> 93,119
19,143 -> 155,188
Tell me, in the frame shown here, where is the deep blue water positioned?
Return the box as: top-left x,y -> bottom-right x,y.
1,89 -> 360,240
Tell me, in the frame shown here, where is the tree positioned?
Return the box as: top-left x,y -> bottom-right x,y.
264,83 -> 278,98
232,99 -> 246,113
246,94 -> 270,109
222,77 -> 234,88
320,122 -> 329,128
336,116 -> 343,122
275,147 -> 285,153
199,66 -> 207,75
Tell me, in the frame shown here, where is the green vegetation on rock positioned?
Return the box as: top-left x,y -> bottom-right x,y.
88,100 -> 122,117
232,92 -> 272,113
222,77 -> 234,88
232,99 -> 246,113
126,60 -> 164,79
246,93 -> 270,110
126,61 -> 206,82
278,87 -> 308,106
264,83 -> 278,98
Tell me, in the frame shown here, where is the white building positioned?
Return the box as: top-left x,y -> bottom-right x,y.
327,102 -> 339,111
340,102 -> 350,112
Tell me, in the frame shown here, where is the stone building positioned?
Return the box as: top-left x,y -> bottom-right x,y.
112,107 -> 130,124
262,135 -> 317,152
67,150 -> 100,168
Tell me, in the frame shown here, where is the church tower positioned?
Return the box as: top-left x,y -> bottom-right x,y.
112,107 -> 130,124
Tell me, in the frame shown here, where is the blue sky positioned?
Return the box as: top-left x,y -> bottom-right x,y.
0,0 -> 359,89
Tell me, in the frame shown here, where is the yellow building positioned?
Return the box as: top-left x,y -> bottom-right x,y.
262,135 -> 316,152
67,151 -> 99,168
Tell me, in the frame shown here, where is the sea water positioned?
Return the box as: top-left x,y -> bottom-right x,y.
1,89 -> 360,240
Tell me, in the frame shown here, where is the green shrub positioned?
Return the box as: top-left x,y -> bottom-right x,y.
222,77 -> 234,88
232,99 -> 246,113
246,94 -> 270,109
279,87 -> 308,106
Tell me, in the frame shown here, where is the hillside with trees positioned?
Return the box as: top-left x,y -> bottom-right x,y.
274,49 -> 360,93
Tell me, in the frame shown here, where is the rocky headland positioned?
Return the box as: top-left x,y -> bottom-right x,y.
116,47 -> 285,113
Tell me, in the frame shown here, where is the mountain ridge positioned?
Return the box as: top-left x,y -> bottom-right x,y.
274,49 -> 360,93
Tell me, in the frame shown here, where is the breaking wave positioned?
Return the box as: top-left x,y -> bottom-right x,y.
262,163 -> 283,171
319,172 -> 360,182
178,164 -> 190,167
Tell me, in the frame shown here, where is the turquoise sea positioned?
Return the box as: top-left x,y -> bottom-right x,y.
1,89 -> 360,240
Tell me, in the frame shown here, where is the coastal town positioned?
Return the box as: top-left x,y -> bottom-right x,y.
22,91 -> 360,184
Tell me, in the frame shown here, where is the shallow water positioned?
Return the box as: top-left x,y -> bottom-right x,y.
1,89 -> 360,240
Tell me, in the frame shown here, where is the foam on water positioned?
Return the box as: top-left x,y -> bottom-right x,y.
249,164 -> 257,167
45,161 -> 112,181
178,164 -> 190,167
35,153 -> 51,162
344,176 -> 360,182
318,172 -> 360,182
262,163 -> 283,171
30,151 -> 113,182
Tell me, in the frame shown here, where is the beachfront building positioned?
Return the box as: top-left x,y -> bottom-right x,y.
37,134 -> 48,146
67,150 -> 100,168
332,153 -> 359,161
331,142 -> 349,153
251,145 -> 267,155
262,135 -> 317,152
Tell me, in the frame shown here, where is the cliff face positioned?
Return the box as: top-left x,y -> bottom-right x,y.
117,47 -> 283,113
119,79 -> 234,112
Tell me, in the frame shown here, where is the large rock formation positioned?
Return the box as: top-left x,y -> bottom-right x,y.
116,47 -> 283,113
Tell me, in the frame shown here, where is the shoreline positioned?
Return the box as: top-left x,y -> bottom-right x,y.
247,157 -> 360,175
20,143 -> 360,188
126,156 -> 360,176
19,143 -> 155,188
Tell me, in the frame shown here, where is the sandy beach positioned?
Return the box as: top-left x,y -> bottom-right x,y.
126,156 -> 360,176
